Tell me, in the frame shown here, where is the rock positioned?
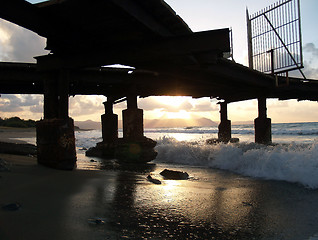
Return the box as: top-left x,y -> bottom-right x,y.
147,175 -> 161,184
86,137 -> 158,163
2,203 -> 21,211
86,141 -> 117,158
88,218 -> 106,225
206,138 -> 240,144
0,158 -> 10,172
0,142 -> 36,156
160,169 -> 189,180
115,137 -> 157,163
230,138 -> 240,143
242,201 -> 253,207
206,138 -> 222,144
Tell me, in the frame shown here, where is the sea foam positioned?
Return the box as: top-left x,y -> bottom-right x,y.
155,137 -> 318,189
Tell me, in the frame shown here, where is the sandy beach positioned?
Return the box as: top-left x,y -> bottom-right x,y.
0,127 -> 36,144
1,128 -> 318,239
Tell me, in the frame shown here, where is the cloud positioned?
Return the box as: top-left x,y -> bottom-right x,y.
0,19 -> 48,62
137,97 -> 219,113
192,101 -> 218,112
303,65 -> 318,79
268,100 -> 289,108
69,96 -> 106,117
301,43 -> 318,79
304,43 -> 318,57
0,94 -> 43,114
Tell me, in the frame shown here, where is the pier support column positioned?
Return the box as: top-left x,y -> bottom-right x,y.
218,102 -> 231,143
115,95 -> 157,163
36,70 -> 76,170
86,97 -> 119,158
122,95 -> 144,140
254,98 -> 272,144
101,99 -> 118,143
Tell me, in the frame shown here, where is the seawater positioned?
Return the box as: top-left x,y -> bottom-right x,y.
75,122 -> 318,189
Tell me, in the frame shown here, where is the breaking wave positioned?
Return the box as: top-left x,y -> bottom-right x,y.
155,137 -> 318,189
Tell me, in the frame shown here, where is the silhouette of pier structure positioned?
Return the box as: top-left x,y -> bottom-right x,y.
1,0 -> 318,169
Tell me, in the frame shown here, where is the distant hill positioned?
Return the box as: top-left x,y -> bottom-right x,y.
232,121 -> 254,125
75,120 -> 102,130
0,117 -> 36,128
75,118 -> 217,129
144,118 -> 217,128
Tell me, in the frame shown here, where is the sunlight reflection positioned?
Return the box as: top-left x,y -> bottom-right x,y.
161,180 -> 182,202
168,133 -> 195,141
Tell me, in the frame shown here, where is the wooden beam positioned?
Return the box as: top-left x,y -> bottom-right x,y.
36,28 -> 230,70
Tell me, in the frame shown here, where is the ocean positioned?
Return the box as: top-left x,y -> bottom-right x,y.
75,122 -> 318,189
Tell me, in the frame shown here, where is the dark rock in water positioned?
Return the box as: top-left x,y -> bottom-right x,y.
242,201 -> 253,207
0,158 -> 10,172
0,141 -> 36,156
115,137 -> 157,163
206,138 -> 240,144
86,137 -> 157,163
230,138 -> 239,143
206,138 -> 221,144
160,169 -> 189,180
2,203 -> 21,211
86,141 -> 117,158
147,175 -> 161,184
88,218 -> 106,225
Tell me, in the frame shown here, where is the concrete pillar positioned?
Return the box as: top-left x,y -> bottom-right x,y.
43,76 -> 58,119
218,102 -> 231,143
254,98 -> 272,144
114,95 -> 157,163
122,95 -> 144,140
37,70 -> 77,170
101,99 -> 118,143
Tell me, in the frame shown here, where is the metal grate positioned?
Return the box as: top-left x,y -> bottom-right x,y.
247,0 -> 305,78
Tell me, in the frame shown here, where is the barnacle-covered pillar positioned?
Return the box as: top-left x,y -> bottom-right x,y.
115,95 -> 157,163
218,102 -> 231,143
86,98 -> 119,158
36,70 -> 76,170
122,95 -> 143,140
102,99 -> 118,143
254,97 -> 272,144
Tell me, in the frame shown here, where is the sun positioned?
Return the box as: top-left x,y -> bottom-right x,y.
153,96 -> 193,119
165,110 -> 191,119
154,96 -> 190,107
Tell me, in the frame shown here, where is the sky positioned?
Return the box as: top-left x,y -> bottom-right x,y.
0,0 -> 318,124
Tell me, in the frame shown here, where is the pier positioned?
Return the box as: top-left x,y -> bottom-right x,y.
1,0 -> 318,169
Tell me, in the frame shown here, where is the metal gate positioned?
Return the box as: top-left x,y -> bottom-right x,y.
247,0 -> 305,78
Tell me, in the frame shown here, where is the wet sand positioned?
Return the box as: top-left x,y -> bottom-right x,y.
1,155 -> 318,240
1,128 -> 318,239
0,127 -> 36,144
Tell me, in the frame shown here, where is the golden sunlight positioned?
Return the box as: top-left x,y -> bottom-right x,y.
0,28 -> 10,43
155,96 -> 191,107
165,110 -> 191,119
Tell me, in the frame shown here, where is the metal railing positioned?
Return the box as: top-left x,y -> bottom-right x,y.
247,0 -> 305,79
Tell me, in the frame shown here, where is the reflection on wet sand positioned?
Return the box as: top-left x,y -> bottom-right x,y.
63,164 -> 318,239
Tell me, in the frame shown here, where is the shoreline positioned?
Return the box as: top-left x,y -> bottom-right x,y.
0,126 -> 36,144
